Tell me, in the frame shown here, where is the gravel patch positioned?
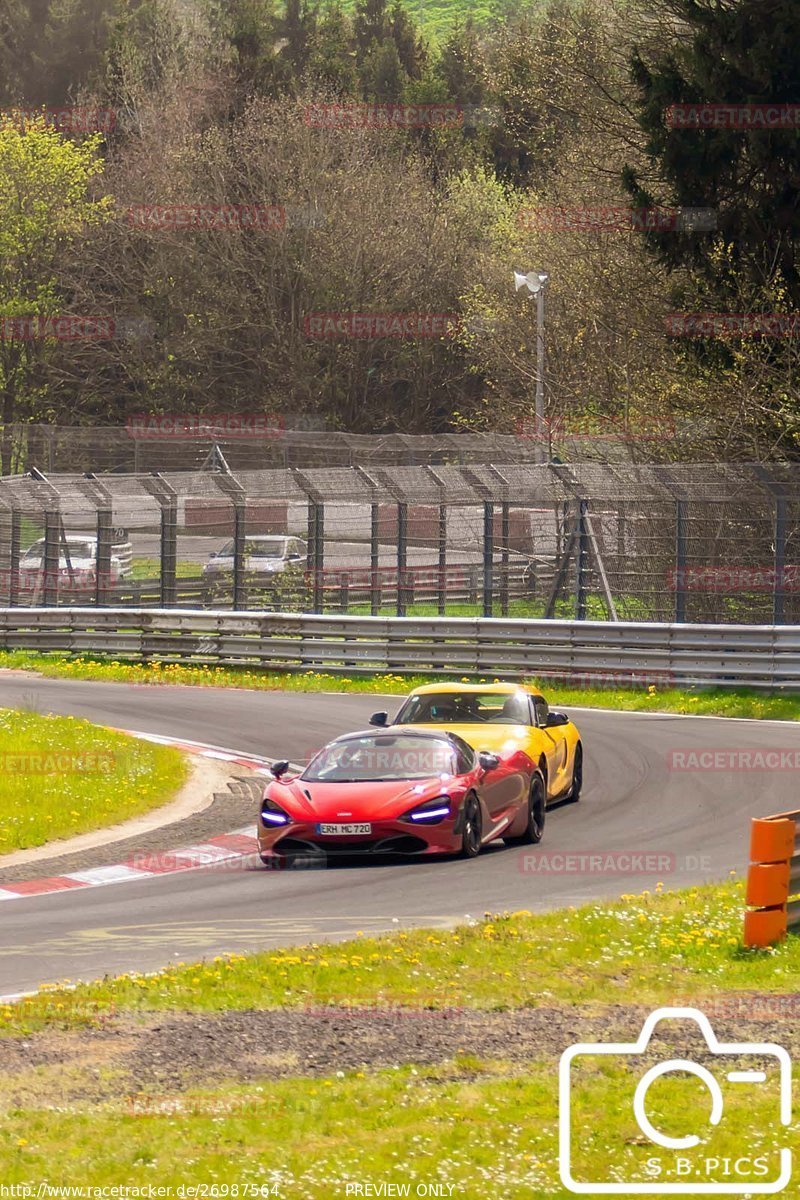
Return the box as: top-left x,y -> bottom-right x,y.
1,997 -> 797,1101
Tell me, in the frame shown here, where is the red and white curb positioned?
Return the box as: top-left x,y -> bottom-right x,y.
0,731 -> 287,904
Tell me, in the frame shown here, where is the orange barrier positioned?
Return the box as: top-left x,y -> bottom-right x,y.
744,811 -> 800,948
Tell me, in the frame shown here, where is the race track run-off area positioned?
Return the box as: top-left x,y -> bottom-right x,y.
1,674 -> 799,996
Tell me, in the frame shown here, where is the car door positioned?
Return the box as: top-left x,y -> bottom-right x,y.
534,700 -> 566,792
533,695 -> 570,796
468,739 -> 527,826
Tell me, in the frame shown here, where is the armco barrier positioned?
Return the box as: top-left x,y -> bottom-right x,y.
744,811 -> 800,947
1,609 -> 800,688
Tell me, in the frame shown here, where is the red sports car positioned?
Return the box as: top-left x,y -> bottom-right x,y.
257,727 -> 544,864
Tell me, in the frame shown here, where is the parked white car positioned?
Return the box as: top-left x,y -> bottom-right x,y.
19,536 -> 126,594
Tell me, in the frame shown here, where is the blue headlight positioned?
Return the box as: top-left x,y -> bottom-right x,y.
261,795 -> 292,826
402,796 -> 451,825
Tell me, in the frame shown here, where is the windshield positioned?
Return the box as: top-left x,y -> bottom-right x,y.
302,735 -> 458,782
23,539 -> 94,562
217,538 -> 284,557
395,691 -> 531,725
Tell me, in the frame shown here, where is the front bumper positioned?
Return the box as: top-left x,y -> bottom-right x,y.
257,817 -> 460,859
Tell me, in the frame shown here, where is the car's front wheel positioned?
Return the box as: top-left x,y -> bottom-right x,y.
460,794 -> 483,858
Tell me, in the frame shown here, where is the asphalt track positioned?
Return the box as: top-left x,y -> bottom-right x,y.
1,675 -> 798,995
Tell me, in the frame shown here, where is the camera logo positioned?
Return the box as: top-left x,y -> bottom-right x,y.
559,1006 -> 792,1194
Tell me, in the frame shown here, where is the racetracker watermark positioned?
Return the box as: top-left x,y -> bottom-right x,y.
668,749 -> 800,771
260,851 -> 327,871
126,1094 -> 270,1117
700,994 -> 800,1023
1,570 -> 120,592
668,566 -> 800,593
0,316 -> 153,341
301,743 -> 456,776
1,106 -> 116,132
302,565 -> 475,590
517,206 -> 716,233
516,414 -> 677,443
0,1188 -> 281,1198
665,313 -> 800,337
0,751 -> 118,774
305,102 -> 501,129
519,851 -> 711,875
667,103 -> 800,129
302,1001 -> 466,1020
126,203 -> 325,230
125,414 -> 285,439
130,850 -> 262,872
530,669 -> 675,690
304,313 -> 458,339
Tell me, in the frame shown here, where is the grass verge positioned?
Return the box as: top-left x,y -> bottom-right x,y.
0,1057 -> 788,1195
1,649 -> 799,720
1,879 -> 792,1028
0,882 -> 794,1194
0,709 -> 187,854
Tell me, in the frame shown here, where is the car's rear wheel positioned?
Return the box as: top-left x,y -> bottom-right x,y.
513,772 -> 546,844
568,744 -> 583,802
460,794 -> 483,858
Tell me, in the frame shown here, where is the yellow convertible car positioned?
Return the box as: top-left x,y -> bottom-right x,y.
370,682 -> 582,841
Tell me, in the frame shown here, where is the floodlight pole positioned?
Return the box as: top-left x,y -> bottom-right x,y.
535,283 -> 546,463
514,270 -> 549,464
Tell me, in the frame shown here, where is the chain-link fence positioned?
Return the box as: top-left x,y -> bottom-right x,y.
0,420 -> 694,475
1,423 -> 543,474
0,456 -> 798,624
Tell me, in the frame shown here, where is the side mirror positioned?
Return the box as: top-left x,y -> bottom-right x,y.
208,551 -> 217,559
545,711 -> 569,728
270,759 -> 290,778
369,711 -> 388,727
478,751 -> 501,772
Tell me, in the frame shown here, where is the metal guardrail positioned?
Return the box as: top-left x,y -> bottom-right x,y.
744,811 -> 800,947
0,608 -> 799,689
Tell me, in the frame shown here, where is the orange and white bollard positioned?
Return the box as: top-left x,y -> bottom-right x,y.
744,814 -> 800,948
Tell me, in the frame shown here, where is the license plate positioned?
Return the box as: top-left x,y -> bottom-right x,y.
317,823 -> 372,836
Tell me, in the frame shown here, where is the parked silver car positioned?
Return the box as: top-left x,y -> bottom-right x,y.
203,535 -> 307,578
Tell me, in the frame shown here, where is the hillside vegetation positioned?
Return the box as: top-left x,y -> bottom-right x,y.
1,0 -> 798,458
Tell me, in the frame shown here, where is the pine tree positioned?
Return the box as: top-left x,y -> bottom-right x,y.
353,0 -> 388,61
624,0 -> 800,304
308,2 -> 358,96
42,0 -> 121,106
103,0 -> 187,112
283,0 -> 316,77
0,0 -> 29,103
359,39 -> 404,101
436,20 -> 486,106
389,0 -> 424,81
183,0 -> 278,99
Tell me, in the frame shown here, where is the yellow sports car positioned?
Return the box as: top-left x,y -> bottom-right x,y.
370,682 -> 582,841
